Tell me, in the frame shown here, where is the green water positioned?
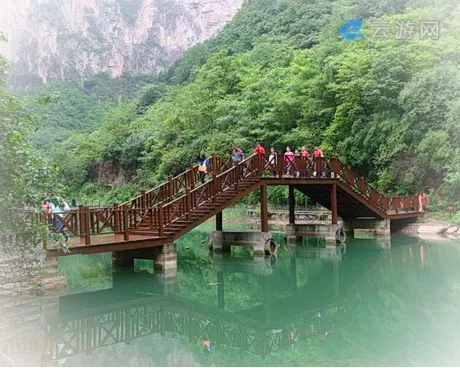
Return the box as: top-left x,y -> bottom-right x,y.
4,218 -> 460,366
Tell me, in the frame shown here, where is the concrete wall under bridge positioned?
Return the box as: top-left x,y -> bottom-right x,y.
210,231 -> 278,257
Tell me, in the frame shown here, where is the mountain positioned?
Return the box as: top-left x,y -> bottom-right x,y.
0,0 -> 243,85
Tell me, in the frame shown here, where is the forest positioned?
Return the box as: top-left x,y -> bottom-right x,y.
4,0 -> 460,214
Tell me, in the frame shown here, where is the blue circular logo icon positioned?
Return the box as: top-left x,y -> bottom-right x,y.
339,19 -> 365,40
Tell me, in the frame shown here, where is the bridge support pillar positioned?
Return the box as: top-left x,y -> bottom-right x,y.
210,231 -> 276,257
261,185 -> 268,232
344,218 -> 391,237
331,183 -> 338,225
288,185 -> 295,225
113,251 -> 134,267
286,223 -> 339,246
153,243 -> 178,276
113,243 -> 178,278
216,211 -> 223,231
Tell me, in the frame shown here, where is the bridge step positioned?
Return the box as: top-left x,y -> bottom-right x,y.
127,177 -> 260,239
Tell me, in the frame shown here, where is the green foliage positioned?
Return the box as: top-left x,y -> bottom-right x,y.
0,40 -> 63,256
77,182 -> 139,205
17,73 -> 154,149
24,0 -> 460,207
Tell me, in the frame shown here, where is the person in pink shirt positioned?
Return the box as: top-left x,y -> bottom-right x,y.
284,146 -> 295,176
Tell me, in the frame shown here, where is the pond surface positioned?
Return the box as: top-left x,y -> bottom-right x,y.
1,219 -> 460,366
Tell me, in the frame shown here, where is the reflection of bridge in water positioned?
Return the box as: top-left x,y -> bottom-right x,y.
45,247 -> 346,362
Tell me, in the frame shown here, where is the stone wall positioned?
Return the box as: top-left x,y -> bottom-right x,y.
0,240 -> 66,297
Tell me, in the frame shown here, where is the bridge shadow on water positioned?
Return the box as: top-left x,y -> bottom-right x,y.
4,232 -> 459,366
44,243 -> 357,364
44,233 -> 430,366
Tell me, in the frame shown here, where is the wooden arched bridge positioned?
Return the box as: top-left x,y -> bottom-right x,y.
46,154 -> 422,256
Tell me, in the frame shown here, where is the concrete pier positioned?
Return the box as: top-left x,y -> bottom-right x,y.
113,243 -> 178,279
210,231 -> 277,257
344,218 -> 391,237
285,223 -> 339,246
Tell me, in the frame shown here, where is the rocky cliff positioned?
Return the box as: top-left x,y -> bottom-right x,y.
0,0 -> 243,84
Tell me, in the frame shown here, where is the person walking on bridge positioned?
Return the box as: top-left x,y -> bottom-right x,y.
268,147 -> 280,177
231,146 -> 245,165
253,143 -> 266,172
418,192 -> 428,212
284,147 -> 295,177
253,143 -> 266,156
51,197 -> 69,242
301,146 -> 310,158
197,153 -> 209,185
313,146 -> 324,178
300,146 -> 311,177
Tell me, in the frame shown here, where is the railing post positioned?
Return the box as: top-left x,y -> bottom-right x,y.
123,205 -> 129,241
114,203 -> 119,233
212,152 -> 217,174
168,176 -> 174,201
79,205 -> 85,243
185,188 -> 191,221
331,156 -> 338,179
85,206 -> 91,245
212,173 -> 217,203
189,164 -> 195,189
235,163 -> 240,190
141,190 -> 146,210
158,203 -> 164,237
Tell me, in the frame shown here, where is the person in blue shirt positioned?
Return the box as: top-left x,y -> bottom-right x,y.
51,198 -> 69,241
197,153 -> 209,184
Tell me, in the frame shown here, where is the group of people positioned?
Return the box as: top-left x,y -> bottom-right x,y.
42,197 -> 72,241
197,143 -> 326,184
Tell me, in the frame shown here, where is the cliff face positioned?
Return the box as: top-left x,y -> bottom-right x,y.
0,0 -> 243,84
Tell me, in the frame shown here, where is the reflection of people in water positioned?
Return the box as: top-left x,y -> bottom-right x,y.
202,339 -> 211,351
289,328 -> 299,344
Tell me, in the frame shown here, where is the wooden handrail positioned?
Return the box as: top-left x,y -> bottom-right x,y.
119,155 -> 229,209
41,154 -> 422,249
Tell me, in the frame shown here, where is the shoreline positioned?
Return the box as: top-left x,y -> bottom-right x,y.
241,209 -> 459,240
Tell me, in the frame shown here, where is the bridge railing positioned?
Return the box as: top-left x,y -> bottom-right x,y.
161,154 -> 259,229
262,154 -> 337,178
119,154 -> 230,211
261,154 -> 419,214
43,154 -> 421,249
45,204 -> 160,247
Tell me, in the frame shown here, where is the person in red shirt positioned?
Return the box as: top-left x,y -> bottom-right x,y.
313,146 -> 323,157
313,146 -> 324,178
300,146 -> 310,157
300,146 -> 310,177
253,143 -> 266,155
252,143 -> 266,172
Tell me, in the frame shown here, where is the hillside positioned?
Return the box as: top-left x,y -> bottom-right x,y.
11,0 -> 460,209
